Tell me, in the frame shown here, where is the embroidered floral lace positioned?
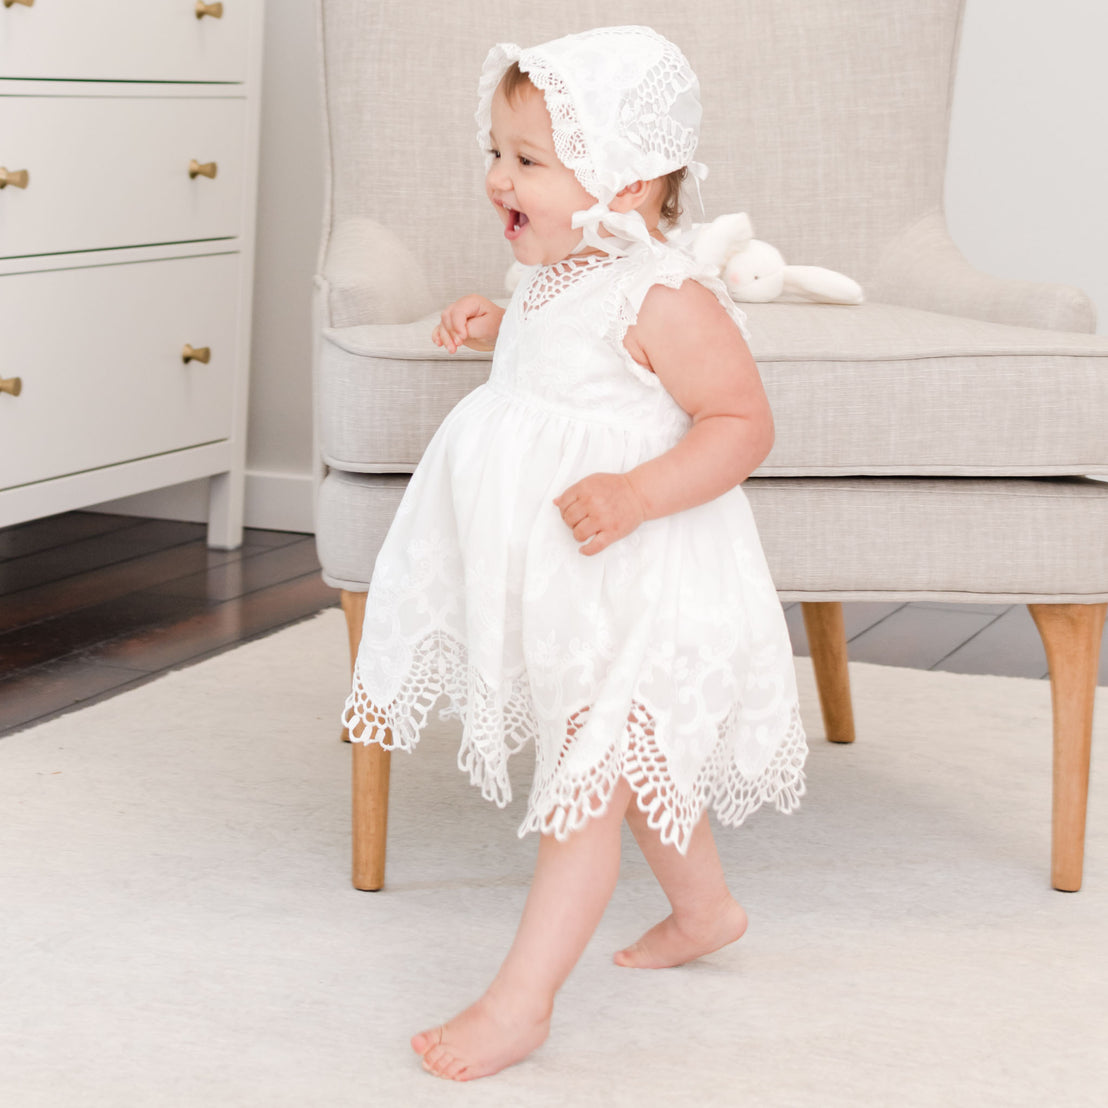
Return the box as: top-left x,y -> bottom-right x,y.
344,246 -> 807,852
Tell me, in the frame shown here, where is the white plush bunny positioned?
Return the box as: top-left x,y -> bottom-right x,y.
670,212 -> 864,305
506,211 -> 864,304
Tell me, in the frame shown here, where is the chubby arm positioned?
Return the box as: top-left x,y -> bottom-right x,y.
431,294 -> 505,353
554,280 -> 773,556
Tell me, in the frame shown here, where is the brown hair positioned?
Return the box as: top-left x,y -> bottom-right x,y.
657,168 -> 687,226
498,62 -> 687,227
500,61 -> 536,105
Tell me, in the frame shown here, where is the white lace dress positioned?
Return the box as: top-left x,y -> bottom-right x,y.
344,244 -> 807,852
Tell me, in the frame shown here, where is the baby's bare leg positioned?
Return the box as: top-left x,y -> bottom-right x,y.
615,802 -> 747,969
412,778 -> 633,1081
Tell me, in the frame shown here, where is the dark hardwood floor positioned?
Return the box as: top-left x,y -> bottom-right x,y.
2,510 -> 1105,738
0,511 -> 339,736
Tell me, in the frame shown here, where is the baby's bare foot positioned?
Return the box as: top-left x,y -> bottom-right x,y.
410,993 -> 551,1081
613,898 -> 748,969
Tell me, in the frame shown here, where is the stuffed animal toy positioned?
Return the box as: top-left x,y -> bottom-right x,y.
505,212 -> 863,304
669,212 -> 864,304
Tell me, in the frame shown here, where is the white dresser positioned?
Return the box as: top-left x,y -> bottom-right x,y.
0,0 -> 264,548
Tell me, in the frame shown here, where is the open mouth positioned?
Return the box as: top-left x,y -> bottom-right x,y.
504,208 -> 530,240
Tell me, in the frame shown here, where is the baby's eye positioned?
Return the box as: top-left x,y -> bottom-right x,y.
518,155 -> 534,167
487,148 -> 501,160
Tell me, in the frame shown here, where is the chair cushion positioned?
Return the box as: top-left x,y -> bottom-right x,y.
745,476 -> 1108,603
315,470 -> 407,591
315,469 -> 1108,603
318,300 -> 1108,478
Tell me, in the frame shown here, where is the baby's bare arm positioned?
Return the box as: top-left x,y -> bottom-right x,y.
432,294 -> 505,354
624,281 -> 773,517
555,281 -> 773,556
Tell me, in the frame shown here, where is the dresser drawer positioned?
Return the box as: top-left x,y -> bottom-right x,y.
0,97 -> 246,258
0,253 -> 240,491
0,0 -> 251,83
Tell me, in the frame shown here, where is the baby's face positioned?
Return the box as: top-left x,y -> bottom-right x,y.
486,84 -> 597,266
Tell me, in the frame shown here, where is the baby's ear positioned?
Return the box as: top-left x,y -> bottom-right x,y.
609,179 -> 654,214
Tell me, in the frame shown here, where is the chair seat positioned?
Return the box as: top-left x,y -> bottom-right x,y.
317,0 -> 1107,895
319,299 -> 1108,478
317,468 -> 1108,603
745,476 -> 1108,602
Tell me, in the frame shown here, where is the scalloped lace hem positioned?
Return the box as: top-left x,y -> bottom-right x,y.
522,701 -> 807,853
344,633 -> 807,853
343,631 -> 535,808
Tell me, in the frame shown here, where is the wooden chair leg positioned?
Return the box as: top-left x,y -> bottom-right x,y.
340,588 -> 391,891
339,590 -> 367,743
353,740 -> 391,891
1029,602 -> 1106,892
801,601 -> 856,744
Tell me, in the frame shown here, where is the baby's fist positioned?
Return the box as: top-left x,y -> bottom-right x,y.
554,473 -> 647,556
431,294 -> 503,354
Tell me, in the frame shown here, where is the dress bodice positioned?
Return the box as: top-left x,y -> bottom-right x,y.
486,244 -> 747,444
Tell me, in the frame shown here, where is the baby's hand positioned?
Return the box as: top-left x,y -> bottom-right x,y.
554,473 -> 647,556
431,295 -> 505,354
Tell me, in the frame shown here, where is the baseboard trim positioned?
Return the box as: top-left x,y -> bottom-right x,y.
90,470 -> 316,534
243,471 -> 315,532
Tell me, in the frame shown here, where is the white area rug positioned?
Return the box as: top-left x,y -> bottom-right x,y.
2,609 -> 1106,1107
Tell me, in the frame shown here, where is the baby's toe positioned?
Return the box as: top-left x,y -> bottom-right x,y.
439,1054 -> 470,1082
420,1042 -> 450,1075
423,1043 -> 467,1080
410,1025 -> 441,1057
613,939 -> 652,968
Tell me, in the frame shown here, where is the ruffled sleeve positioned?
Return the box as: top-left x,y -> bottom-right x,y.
605,241 -> 751,357
590,242 -> 749,393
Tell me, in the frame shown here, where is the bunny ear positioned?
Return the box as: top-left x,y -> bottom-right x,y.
781,265 -> 865,304
691,212 -> 754,272
718,211 -> 755,249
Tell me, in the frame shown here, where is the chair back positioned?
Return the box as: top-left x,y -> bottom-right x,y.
317,0 -> 965,311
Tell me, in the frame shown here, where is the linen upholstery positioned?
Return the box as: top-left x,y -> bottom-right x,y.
316,469 -> 1108,605
317,0 -> 1010,312
313,0 -> 1108,607
315,471 -> 406,591
874,212 -> 1098,333
318,218 -> 436,329
748,477 -> 1108,603
319,305 -> 1108,477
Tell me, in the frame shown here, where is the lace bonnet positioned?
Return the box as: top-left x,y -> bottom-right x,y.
475,25 -> 706,252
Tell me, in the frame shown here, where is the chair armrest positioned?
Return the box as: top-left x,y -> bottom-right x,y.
316,217 -> 437,328
872,212 -> 1097,333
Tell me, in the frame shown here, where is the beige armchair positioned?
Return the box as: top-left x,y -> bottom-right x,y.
312,0 -> 1108,892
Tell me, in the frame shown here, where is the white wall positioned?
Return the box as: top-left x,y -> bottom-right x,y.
238,0 -> 326,522
946,0 -> 1108,335
104,0 -> 1107,533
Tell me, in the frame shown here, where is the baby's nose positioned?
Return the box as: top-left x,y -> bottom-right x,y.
486,161 -> 510,189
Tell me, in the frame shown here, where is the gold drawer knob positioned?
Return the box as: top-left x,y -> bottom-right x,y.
3,1 -> 36,9
189,159 -> 217,180
0,166 -> 30,189
1,376 -> 22,397
195,1 -> 223,18
182,345 -> 211,365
